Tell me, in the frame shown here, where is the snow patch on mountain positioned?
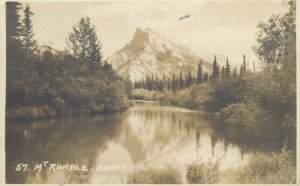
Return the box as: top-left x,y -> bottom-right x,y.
106,27 -> 213,81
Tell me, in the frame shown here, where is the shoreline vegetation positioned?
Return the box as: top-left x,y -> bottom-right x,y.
127,143 -> 295,184
6,6 -> 133,121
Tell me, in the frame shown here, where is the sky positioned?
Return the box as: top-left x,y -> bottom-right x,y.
21,0 -> 289,66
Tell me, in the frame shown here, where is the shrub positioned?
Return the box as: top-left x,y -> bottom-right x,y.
186,159 -> 220,184
6,105 -> 56,119
227,145 -> 296,184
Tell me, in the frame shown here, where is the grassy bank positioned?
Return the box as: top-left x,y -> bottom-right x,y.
127,145 -> 296,184
186,159 -> 220,184
226,145 -> 296,184
127,165 -> 182,184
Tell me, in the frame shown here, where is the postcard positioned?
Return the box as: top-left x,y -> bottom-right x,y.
2,0 -> 297,184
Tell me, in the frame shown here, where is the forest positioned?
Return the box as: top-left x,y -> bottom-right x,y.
6,3 -> 132,120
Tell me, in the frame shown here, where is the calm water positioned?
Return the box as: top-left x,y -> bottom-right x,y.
6,101 -> 284,184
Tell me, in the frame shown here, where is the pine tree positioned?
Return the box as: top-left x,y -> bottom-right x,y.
167,78 -> 171,90
6,2 -> 22,38
217,64 -> 220,79
225,57 -> 231,78
6,2 -> 23,65
186,71 -> 193,87
232,66 -> 238,78
221,66 -> 225,79
172,75 -> 177,92
19,5 -> 37,62
239,65 -> 243,77
239,54 -> 247,77
197,60 -> 203,84
68,17 -> 103,68
179,72 -> 184,89
212,55 -> 217,79
243,54 -> 247,72
212,55 -> 219,79
150,74 -> 154,90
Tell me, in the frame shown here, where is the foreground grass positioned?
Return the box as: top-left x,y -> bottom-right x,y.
127,166 -> 182,184
128,145 -> 295,184
186,159 -> 221,184
227,146 -> 296,184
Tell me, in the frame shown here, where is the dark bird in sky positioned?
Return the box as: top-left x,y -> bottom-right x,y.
178,15 -> 190,21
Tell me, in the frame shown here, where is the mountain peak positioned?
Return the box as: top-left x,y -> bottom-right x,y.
132,27 -> 149,43
107,28 -> 212,81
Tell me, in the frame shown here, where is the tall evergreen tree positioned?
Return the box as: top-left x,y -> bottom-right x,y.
212,55 -> 219,79
68,17 -> 103,68
179,72 -> 184,89
186,71 -> 193,87
243,54 -> 247,71
217,64 -> 220,79
6,2 -> 22,38
172,75 -> 177,92
221,66 -> 225,79
225,57 -> 231,78
19,5 -> 37,62
150,74 -> 154,90
167,78 -> 171,90
239,64 -> 243,77
232,66 -> 238,78
197,60 -> 203,84
239,54 -> 247,77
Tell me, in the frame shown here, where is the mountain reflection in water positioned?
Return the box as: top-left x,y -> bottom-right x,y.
6,101 -> 284,183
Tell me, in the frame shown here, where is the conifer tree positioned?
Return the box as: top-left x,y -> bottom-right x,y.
212,55 -> 219,79
19,5 -> 37,62
6,2 -> 22,38
197,60 -> 203,84
179,72 -> 184,89
68,17 -> 102,68
186,71 -> 193,87
239,54 -> 247,77
172,75 -> 177,92
232,66 -> 238,78
225,57 -> 231,78
221,66 -> 225,79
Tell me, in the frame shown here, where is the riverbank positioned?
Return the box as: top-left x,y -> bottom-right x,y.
6,102 -> 130,121
128,144 -> 296,184
132,82 -> 213,111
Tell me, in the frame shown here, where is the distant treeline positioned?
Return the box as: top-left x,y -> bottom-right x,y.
134,55 -> 246,92
6,3 -> 132,119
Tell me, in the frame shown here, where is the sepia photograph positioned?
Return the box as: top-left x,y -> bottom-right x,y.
4,0 -> 297,184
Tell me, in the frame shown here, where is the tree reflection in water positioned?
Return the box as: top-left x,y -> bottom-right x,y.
6,102 -> 290,183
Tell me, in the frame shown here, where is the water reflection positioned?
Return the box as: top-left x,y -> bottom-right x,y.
6,101 -> 285,183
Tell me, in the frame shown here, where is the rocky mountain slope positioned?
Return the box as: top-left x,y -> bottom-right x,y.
106,28 -> 213,81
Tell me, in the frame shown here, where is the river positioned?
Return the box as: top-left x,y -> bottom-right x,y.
6,101 -> 283,183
